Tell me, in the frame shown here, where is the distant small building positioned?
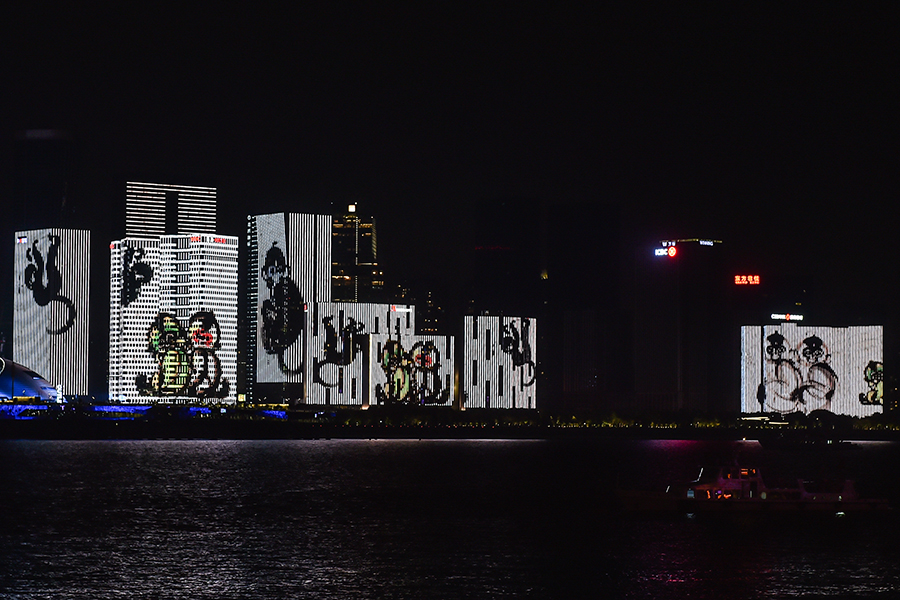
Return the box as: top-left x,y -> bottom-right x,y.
332,204 -> 384,302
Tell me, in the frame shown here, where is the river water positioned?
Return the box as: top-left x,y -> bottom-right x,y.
2,438 -> 900,598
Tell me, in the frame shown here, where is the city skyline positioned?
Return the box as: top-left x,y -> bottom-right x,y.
2,5 -> 896,413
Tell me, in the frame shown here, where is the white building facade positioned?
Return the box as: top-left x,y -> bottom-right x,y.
109,234 -> 238,404
247,213 -> 332,389
461,315 -> 537,409
304,302 -> 415,406
741,323 -> 883,417
367,334 -> 455,407
13,228 -> 91,397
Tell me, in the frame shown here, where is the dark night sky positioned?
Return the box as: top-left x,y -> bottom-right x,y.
2,4 -> 898,324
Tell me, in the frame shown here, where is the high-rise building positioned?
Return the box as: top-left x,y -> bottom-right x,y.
108,237 -> 160,403
461,315 -> 537,409
13,228 -> 90,397
332,204 -> 384,302
632,238 -> 727,414
246,213 -> 332,397
125,182 -> 217,238
108,234 -> 238,403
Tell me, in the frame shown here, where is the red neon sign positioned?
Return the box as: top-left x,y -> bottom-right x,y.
734,275 -> 760,285
667,246 -> 677,257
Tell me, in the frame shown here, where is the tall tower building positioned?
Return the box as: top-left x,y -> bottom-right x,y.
125,182 -> 217,237
332,204 -> 384,302
13,228 -> 90,397
110,182 -> 237,404
246,213 -> 332,400
108,234 -> 238,403
109,237 -> 161,402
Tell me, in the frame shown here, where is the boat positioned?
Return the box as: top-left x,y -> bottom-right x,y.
618,465 -> 890,513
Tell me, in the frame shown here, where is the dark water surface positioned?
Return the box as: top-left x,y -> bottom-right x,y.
2,438 -> 900,599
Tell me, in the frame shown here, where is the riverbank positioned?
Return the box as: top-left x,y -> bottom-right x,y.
4,418 -> 900,442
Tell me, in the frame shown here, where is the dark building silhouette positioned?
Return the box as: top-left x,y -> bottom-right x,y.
331,204 -> 384,302
631,238 -> 728,415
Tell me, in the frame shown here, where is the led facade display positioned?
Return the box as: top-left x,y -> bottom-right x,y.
248,213 -> 332,385
741,323 -> 883,417
109,238 -> 160,403
125,182 -> 217,237
109,234 -> 238,403
304,302 -> 415,406
367,334 -> 454,407
461,315 -> 537,409
14,229 -> 90,396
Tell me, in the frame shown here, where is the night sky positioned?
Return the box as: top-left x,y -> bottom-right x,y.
2,5 -> 897,398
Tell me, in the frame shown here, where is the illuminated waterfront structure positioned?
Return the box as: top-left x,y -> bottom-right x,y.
368,333 -> 454,407
13,228 -> 90,397
108,237 -> 160,403
305,302 -> 415,406
0,358 -> 59,402
741,323 -> 883,417
246,213 -> 332,391
108,234 -> 238,404
461,315 -> 537,409
332,204 -> 384,302
125,182 -> 217,237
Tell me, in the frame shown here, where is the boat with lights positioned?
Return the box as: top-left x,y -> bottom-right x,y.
618,465 -> 890,513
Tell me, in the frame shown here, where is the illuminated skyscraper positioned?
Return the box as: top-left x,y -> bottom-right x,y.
125,182 -> 217,237
332,204 -> 384,302
13,228 -> 90,397
108,237 -> 160,402
246,213 -> 332,398
108,234 -> 238,403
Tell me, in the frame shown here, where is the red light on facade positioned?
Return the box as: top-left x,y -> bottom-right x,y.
734,275 -> 760,285
667,246 -> 677,257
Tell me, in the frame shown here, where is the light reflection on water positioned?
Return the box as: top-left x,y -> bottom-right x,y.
1,438 -> 899,599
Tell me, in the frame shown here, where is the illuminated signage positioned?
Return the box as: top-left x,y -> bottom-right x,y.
16,236 -> 28,244
735,275 -> 760,285
699,240 -> 714,246
390,305 -> 413,313
654,245 -> 677,257
771,313 -> 804,321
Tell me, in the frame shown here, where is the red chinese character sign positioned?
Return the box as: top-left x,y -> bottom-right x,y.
734,275 -> 760,285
